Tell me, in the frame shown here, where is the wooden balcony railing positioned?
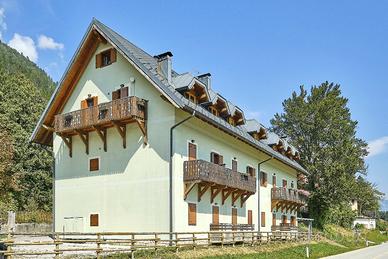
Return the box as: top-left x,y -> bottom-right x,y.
210,223 -> 254,231
54,96 -> 146,134
271,223 -> 298,232
271,187 -> 307,205
183,160 -> 256,194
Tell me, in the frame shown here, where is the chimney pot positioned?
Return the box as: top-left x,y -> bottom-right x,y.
197,73 -> 212,89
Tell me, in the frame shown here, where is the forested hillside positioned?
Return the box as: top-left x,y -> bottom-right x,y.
0,41 -> 55,219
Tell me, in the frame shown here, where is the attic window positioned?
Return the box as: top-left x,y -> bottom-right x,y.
96,48 -> 117,68
185,92 -> 197,104
209,106 -> 219,116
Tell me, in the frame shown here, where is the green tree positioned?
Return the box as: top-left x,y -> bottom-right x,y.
271,82 -> 370,227
0,71 -> 53,211
352,176 -> 384,215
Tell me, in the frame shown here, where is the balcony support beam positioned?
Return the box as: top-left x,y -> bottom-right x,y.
76,130 -> 89,155
113,121 -> 126,148
184,182 -> 197,200
231,190 -> 244,206
135,119 -> 147,145
222,188 -> 234,205
59,134 -> 72,157
197,182 -> 211,202
240,192 -> 252,207
210,185 -> 223,203
93,126 -> 107,152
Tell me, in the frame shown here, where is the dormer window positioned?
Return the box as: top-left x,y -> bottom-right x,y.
96,48 -> 117,68
185,92 -> 197,104
209,106 -> 219,116
228,117 -> 236,126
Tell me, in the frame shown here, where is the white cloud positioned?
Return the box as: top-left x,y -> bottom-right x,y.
367,136 -> 388,158
0,7 -> 7,39
8,33 -> 38,62
37,35 -> 64,50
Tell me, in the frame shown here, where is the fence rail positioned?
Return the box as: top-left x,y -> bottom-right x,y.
0,230 -> 320,258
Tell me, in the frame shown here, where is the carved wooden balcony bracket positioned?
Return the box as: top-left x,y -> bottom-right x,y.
222,187 -> 235,205
210,185 -> 223,203
135,119 -> 147,145
197,182 -> 212,202
58,134 -> 72,157
75,130 -> 89,155
93,126 -> 107,152
240,192 -> 252,207
231,190 -> 244,206
113,121 -> 126,149
184,182 -> 198,200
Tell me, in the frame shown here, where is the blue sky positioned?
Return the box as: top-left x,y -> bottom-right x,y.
2,1 -> 387,206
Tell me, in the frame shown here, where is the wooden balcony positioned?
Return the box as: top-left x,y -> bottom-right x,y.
54,96 -> 147,156
271,223 -> 298,232
271,187 -> 307,213
210,223 -> 254,231
183,160 -> 256,207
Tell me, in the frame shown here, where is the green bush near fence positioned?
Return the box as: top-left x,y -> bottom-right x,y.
15,210 -> 52,224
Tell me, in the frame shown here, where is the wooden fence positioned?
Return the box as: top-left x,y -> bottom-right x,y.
0,230 -> 320,258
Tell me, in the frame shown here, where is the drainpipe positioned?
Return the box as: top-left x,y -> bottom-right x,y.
257,156 -> 273,232
169,111 -> 196,242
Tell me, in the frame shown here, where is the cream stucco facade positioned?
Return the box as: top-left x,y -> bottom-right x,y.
52,40 -> 302,233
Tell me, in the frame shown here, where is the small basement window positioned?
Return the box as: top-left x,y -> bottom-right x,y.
90,214 -> 99,227
89,158 -> 100,172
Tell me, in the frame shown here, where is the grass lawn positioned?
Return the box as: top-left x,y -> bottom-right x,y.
200,243 -> 351,259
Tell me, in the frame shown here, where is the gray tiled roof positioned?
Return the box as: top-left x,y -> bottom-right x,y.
94,19 -> 307,174
32,18 -> 308,175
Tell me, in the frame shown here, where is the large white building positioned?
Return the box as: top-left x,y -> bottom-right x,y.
31,19 -> 309,233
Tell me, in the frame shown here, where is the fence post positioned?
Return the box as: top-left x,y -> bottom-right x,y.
232,232 -> 235,247
131,234 -> 135,259
207,232 -> 211,248
96,233 -> 101,259
6,231 -> 12,259
154,233 -> 158,255
192,233 -> 196,250
221,232 -> 224,248
54,233 -> 60,259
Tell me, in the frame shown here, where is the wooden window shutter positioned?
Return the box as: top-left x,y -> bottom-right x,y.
219,155 -> 223,165
188,143 -> 197,161
93,96 -> 98,107
90,214 -> 99,226
120,86 -> 129,98
232,160 -> 237,172
112,90 -> 120,100
282,179 -> 287,188
81,100 -> 88,109
273,175 -> 277,187
282,215 -> 287,224
264,172 -> 268,187
95,53 -> 102,68
89,158 -> 99,171
291,216 -> 296,226
110,48 -> 117,63
248,210 -> 252,225
232,208 -> 237,225
188,203 -> 196,225
210,152 -> 215,163
272,213 -> 276,226
261,212 -> 265,227
252,168 -> 256,177
212,206 -> 219,225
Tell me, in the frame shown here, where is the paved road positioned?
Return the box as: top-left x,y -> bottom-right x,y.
324,242 -> 388,259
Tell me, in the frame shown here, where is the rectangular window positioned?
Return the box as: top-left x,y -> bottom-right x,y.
282,179 -> 288,188
89,158 -> 99,172
260,172 -> 268,187
210,152 -> 223,165
232,208 -> 237,225
261,212 -> 266,227
188,142 -> 197,161
188,203 -> 197,226
246,166 -> 255,177
212,206 -> 219,225
112,86 -> 129,100
81,96 -> 98,109
248,210 -> 252,225
232,159 -> 238,172
90,214 -> 99,227
272,175 -> 277,187
291,181 -> 294,189
272,213 -> 276,226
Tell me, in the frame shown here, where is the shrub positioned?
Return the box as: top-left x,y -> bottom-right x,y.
15,210 -> 52,224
